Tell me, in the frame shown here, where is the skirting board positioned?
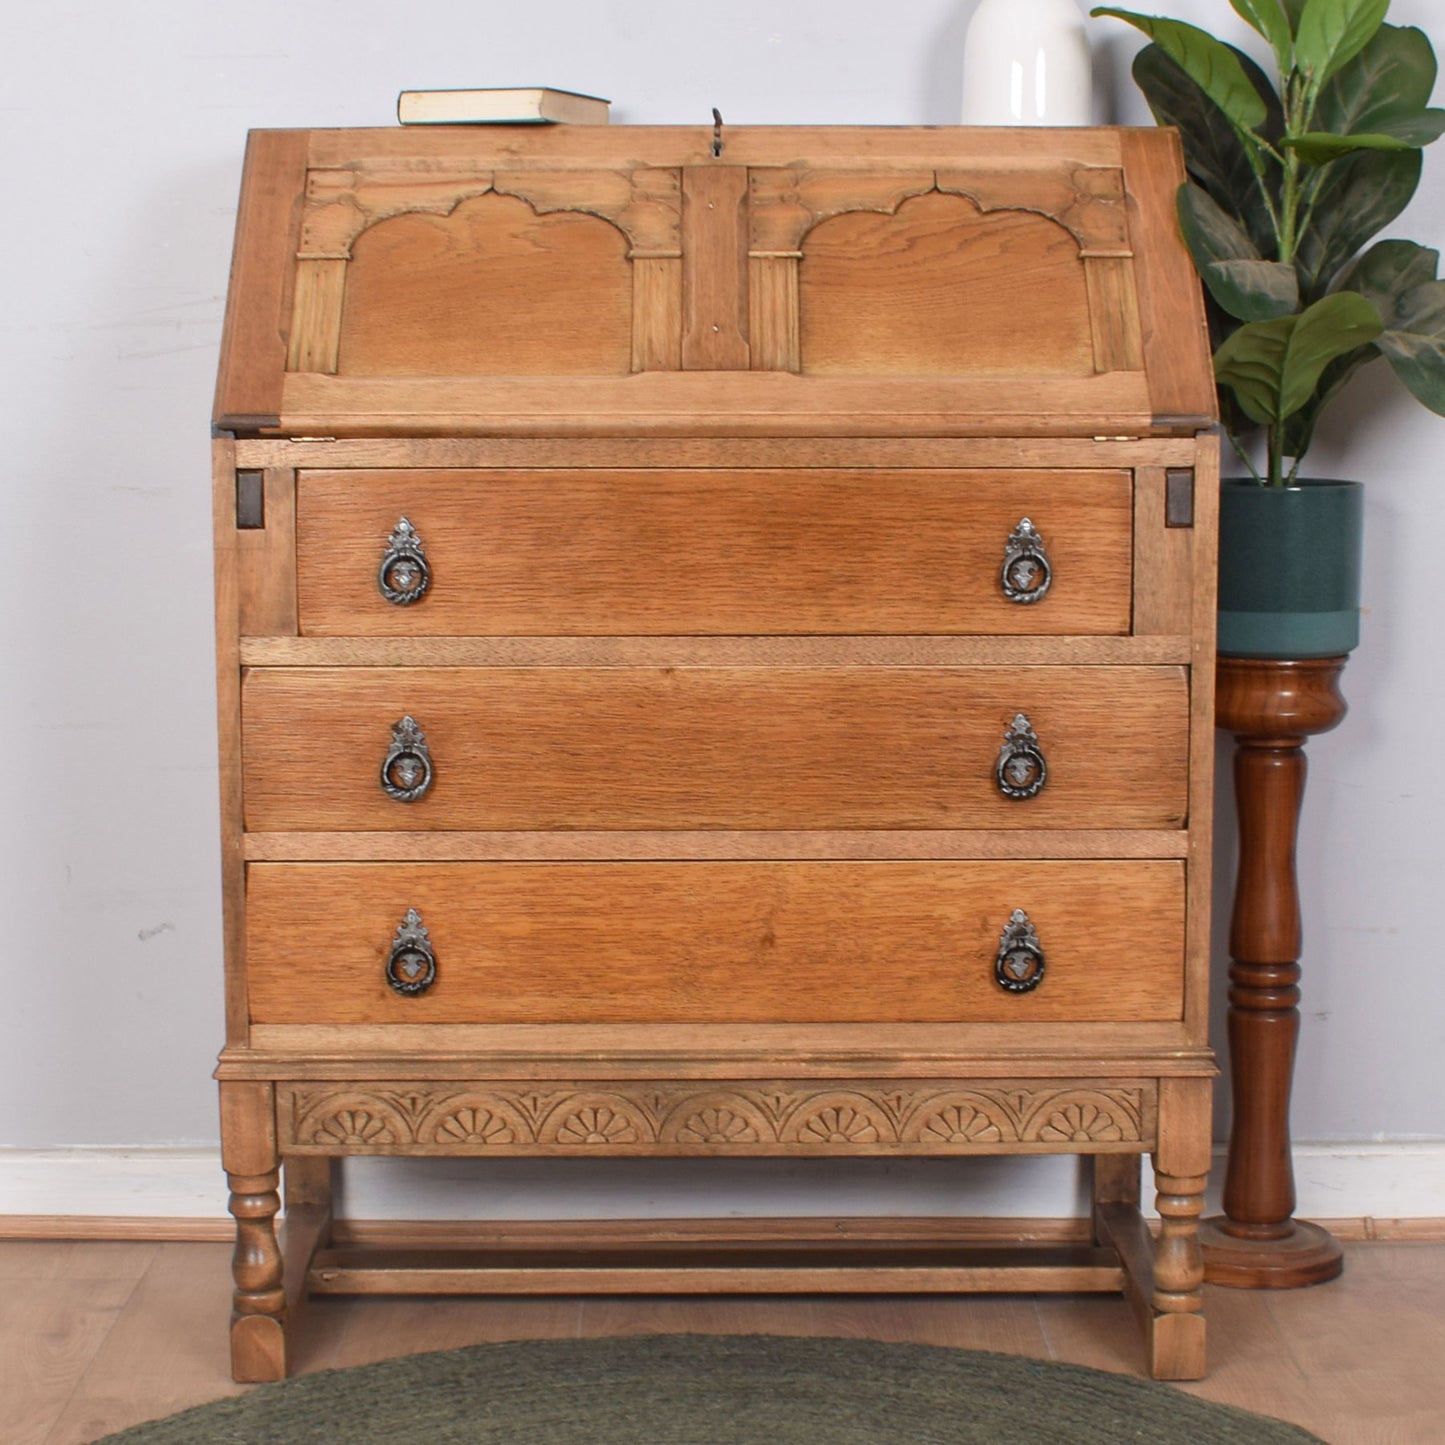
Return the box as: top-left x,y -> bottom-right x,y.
2,1144 -> 1443,1240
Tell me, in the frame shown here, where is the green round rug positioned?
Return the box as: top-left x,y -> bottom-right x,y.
96,1335 -> 1325,1444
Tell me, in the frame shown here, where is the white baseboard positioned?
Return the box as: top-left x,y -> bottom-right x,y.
2,1143 -> 1443,1229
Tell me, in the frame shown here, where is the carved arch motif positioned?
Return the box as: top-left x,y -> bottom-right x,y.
746,165 -> 1140,375
286,165 -> 683,375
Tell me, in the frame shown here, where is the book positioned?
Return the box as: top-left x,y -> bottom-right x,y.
397,87 -> 611,126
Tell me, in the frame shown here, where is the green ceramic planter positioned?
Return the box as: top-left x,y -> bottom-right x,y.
1217,478 -> 1364,659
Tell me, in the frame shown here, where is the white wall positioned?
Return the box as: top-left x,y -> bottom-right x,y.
3,1 -> 1442,1212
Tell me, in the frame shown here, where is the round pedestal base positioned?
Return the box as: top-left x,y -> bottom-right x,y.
1200,1217 -> 1344,1289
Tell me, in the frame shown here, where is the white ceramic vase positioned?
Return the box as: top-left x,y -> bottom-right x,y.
961,0 -> 1094,126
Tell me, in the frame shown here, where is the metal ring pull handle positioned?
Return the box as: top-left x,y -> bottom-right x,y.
995,908 -> 1045,993
996,713 -> 1047,800
1001,517 -> 1051,604
381,716 -> 433,803
378,517 -> 430,605
386,908 -> 437,996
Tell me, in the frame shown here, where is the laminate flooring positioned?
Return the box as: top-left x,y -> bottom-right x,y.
3,1239 -> 1440,1445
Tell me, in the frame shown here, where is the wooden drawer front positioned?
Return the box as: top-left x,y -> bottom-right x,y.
241,666 -> 1189,832
294,469 -> 1133,637
246,861 -> 1185,1025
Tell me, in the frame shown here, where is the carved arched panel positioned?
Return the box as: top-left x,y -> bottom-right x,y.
335,192 -> 634,377
797,191 -> 1096,378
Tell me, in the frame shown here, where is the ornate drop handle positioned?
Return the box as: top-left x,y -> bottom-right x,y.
378,517 -> 430,605
1001,517 -> 1051,604
995,909 -> 1045,993
996,713 -> 1047,800
386,908 -> 436,996
381,716 -> 433,803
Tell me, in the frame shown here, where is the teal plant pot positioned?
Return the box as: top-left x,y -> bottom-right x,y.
1217,478 -> 1364,659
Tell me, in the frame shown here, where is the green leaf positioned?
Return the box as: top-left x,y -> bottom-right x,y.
1231,0 -> 1295,71
1231,0 -> 1300,71
1295,0 -> 1391,88
1177,182 -> 1299,319
1334,238 -> 1442,307
1375,280 -> 1445,414
1091,9 -> 1269,132
1294,147 -> 1422,299
1284,130 -> 1420,163
1281,344 -> 1380,457
1281,0 -> 1307,32
1314,24 -> 1440,138
1131,42 -> 1283,254
1214,291 -> 1384,423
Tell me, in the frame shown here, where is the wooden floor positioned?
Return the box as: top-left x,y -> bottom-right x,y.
3,1238 -> 1442,1445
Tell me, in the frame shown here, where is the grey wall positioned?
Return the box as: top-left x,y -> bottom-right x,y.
3,0 -> 1442,1155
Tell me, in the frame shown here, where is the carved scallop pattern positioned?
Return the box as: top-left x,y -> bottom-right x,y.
1030,1095 -> 1137,1143
779,1093 -> 892,1146
538,1095 -> 646,1147
907,1099 -> 1007,1146
417,1096 -> 532,1147
279,1082 -> 1151,1153
660,1093 -> 771,1146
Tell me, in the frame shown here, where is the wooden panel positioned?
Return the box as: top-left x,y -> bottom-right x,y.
242,830 -> 1191,863
277,369 -> 1159,438
239,665 -> 1190,832
681,166 -> 750,369
235,469 -> 298,637
748,255 -> 800,372
234,436 -> 1205,470
631,257 -> 682,371
214,130 -> 309,430
245,860 -> 1186,1024
294,468 -> 1134,637
1132,465 -> 1194,637
798,192 -> 1094,378
1084,257 -> 1144,373
335,193 -> 632,377
286,259 -> 346,374
242,638 -> 1193,669
1117,130 -> 1215,428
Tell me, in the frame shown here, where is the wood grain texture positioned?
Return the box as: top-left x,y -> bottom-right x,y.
748,255 -> 800,372
276,369 -> 1158,439
1117,129 -> 1215,428
239,666 -> 1190,832
797,192 -> 1095,378
240,829 -> 1191,863
234,436 -> 1205,470
630,257 -> 682,371
211,440 -> 249,1046
241,636 -> 1191,669
214,129 -> 309,430
286,259 -> 346,374
244,859 -> 1186,1026
235,469 -> 298,637
293,467 -> 1133,637
681,166 -> 750,369
1084,256 -> 1145,374
335,193 -> 633,377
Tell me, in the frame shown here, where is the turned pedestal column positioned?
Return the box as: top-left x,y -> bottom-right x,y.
1199,656 -> 1348,1288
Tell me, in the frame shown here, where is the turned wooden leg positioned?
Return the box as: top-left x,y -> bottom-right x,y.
1145,1079 -> 1210,1380
1200,656 -> 1347,1289
220,1081 -> 288,1382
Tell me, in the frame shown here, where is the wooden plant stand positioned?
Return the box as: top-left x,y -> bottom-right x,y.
1199,656 -> 1347,1288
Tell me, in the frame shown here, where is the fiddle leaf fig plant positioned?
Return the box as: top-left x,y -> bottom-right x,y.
1092,0 -> 1445,484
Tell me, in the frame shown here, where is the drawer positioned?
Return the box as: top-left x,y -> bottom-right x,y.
245,861 -> 1186,1025
294,469 -> 1133,637
241,666 -> 1189,832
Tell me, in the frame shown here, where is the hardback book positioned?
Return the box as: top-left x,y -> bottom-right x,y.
397,87 -> 611,125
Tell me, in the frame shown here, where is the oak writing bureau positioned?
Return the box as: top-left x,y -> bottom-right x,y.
212,123 -> 1219,1381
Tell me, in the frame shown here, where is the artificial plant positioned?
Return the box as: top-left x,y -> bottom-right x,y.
1093,0 -> 1445,484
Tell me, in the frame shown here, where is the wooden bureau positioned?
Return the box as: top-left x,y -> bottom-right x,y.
212,123 -> 1219,1381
